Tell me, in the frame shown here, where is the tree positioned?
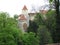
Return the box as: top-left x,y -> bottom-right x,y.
38,25 -> 53,45
27,20 -> 38,34
45,10 -> 56,42
33,12 -> 53,45
21,32 -> 39,45
49,0 -> 60,43
34,13 -> 45,25
0,12 -> 9,29
0,12 -> 23,45
14,14 -> 18,20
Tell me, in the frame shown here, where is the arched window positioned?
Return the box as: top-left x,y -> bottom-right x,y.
23,23 -> 27,32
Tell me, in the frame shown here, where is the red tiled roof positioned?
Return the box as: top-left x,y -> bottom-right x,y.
18,14 -> 26,20
22,5 -> 28,10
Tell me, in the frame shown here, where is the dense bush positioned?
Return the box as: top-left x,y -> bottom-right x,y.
33,12 -> 54,45
27,20 -> 38,34
0,12 -> 23,45
45,10 -> 56,42
21,32 -> 39,45
0,27 -> 22,45
38,25 -> 53,45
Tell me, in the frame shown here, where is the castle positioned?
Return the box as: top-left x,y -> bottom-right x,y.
18,5 -> 48,32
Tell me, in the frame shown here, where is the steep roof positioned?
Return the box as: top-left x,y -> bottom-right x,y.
22,5 -> 28,10
18,14 -> 26,20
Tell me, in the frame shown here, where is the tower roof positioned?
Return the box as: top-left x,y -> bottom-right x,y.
22,5 -> 28,10
18,14 -> 26,20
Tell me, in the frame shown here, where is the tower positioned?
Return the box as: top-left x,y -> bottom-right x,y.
18,5 -> 29,32
22,5 -> 28,15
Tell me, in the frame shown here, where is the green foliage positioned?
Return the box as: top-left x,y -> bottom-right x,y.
14,14 -> 18,20
27,20 -> 38,34
34,10 -> 55,44
0,12 -> 23,45
46,10 -> 56,31
0,27 -> 22,45
34,13 -> 44,25
38,25 -> 53,45
0,12 -> 9,28
0,33 -> 17,45
49,0 -> 53,3
34,10 -> 56,43
21,32 -> 39,45
45,10 -> 56,42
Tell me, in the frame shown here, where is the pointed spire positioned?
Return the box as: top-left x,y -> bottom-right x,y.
22,5 -> 28,10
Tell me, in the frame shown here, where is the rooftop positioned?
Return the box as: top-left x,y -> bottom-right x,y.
18,14 -> 26,20
22,5 -> 28,10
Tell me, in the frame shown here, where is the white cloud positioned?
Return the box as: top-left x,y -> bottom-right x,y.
0,0 -> 49,17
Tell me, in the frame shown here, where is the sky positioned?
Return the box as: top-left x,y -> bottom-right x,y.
0,0 -> 49,17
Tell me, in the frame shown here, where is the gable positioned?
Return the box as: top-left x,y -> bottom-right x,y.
18,14 -> 26,20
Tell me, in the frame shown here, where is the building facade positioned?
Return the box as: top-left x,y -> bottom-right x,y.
18,5 -> 29,32
18,5 -> 48,32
